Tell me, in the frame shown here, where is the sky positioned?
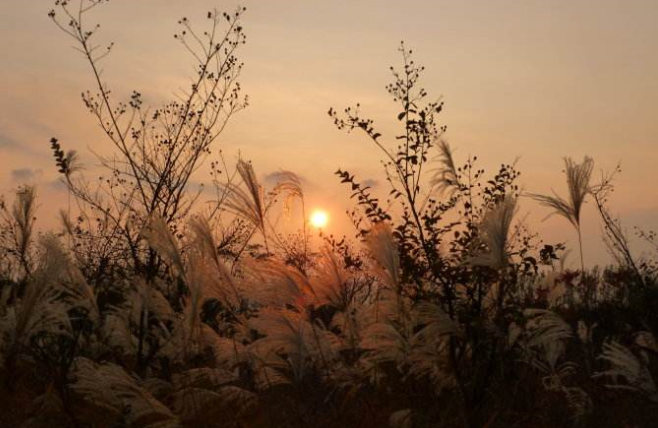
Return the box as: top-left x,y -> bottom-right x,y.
1,0 -> 657,266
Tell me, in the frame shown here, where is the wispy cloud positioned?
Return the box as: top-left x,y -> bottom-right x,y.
0,124 -> 52,158
362,178 -> 380,189
11,168 -> 43,183
0,130 -> 20,150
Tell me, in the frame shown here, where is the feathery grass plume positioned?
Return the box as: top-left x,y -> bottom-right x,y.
361,223 -> 410,370
102,310 -> 138,357
41,234 -> 100,323
182,225 -> 224,330
188,215 -> 220,262
172,388 -> 224,424
389,408 -> 413,428
408,302 -> 459,388
519,310 -> 592,420
100,283 -> 172,360
248,310 -> 333,385
327,308 -> 365,358
133,278 -> 176,324
13,185 -> 37,255
137,266 -> 215,364
212,386 -> 259,416
366,222 -> 400,289
521,310 -> 572,369
563,386 -> 593,423
523,309 -> 573,349
521,309 -> 575,389
186,252 -> 243,325
250,361 -> 291,391
172,367 -> 237,391
360,283 -> 414,370
2,236 -> 75,366
412,301 -> 459,341
245,259 -> 315,310
270,170 -> 304,219
173,250 -> 241,362
111,278 -> 178,362
172,386 -> 257,426
184,246 -> 231,309
123,280 -> 176,367
210,334 -> 248,368
2,185 -> 38,277
430,139 -> 460,195
470,195 -> 518,269
222,159 -> 268,243
361,316 -> 413,371
68,357 -> 182,427
171,367 -> 255,425
594,340 -> 658,403
177,258 -> 206,358
529,156 -> 594,271
270,169 -> 308,266
188,215 -> 242,307
536,347 -> 577,391
141,214 -> 184,276
312,246 -> 352,311
141,377 -> 175,401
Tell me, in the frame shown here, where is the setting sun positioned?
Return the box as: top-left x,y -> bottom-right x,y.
309,209 -> 329,229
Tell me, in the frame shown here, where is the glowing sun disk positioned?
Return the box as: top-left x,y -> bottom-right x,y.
310,210 -> 329,228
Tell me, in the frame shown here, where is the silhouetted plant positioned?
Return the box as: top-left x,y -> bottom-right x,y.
530,156 -> 594,272
48,0 -> 248,280
0,186 -> 38,280
329,43 -> 574,428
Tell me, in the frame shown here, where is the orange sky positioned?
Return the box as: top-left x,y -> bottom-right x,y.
1,0 -> 657,265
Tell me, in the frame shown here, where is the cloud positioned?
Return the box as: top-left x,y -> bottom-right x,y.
361,178 -> 380,188
0,125 -> 50,157
11,168 -> 43,183
0,130 -> 19,149
45,179 -> 67,192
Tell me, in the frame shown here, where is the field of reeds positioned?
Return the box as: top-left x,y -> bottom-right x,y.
0,2 -> 656,427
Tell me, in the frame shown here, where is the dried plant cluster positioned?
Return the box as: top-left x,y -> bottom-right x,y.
0,2 -> 657,427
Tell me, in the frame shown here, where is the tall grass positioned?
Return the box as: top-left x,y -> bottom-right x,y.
530,156 -> 595,272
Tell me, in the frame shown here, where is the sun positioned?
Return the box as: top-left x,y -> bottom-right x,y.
309,209 -> 329,229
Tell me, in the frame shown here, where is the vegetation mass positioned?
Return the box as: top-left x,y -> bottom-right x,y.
1,1 -> 657,427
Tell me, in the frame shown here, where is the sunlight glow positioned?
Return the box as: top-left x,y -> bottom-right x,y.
309,209 -> 329,229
